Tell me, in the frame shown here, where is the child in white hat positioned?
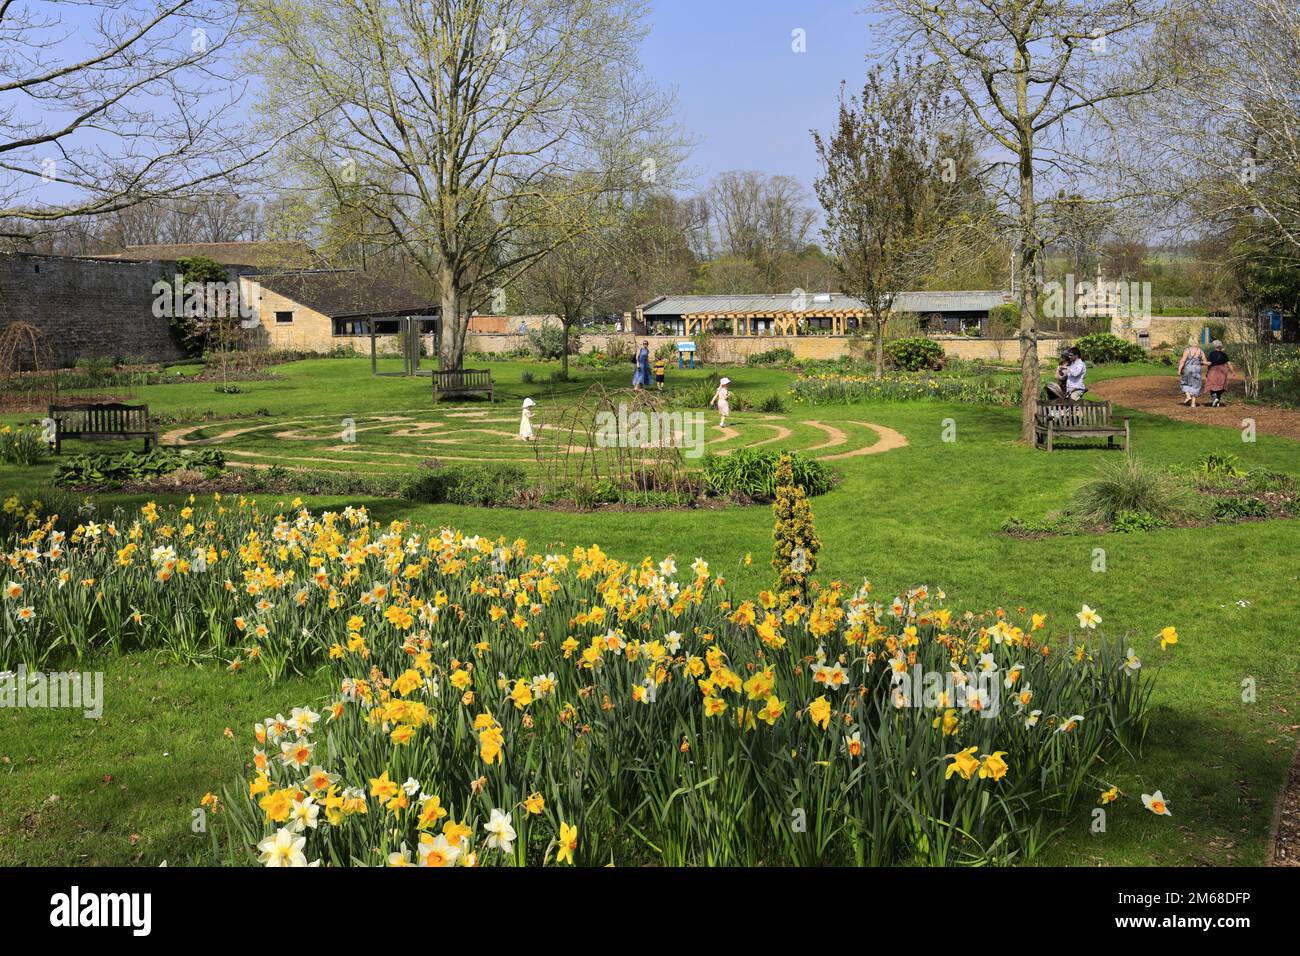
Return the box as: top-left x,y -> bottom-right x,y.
519,397 -> 536,441
709,377 -> 731,427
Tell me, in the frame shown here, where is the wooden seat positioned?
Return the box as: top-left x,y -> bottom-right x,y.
431,368 -> 494,403
1034,399 -> 1129,452
48,403 -> 157,454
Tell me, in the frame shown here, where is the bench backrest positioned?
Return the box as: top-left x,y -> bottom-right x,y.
432,368 -> 491,390
1036,400 -> 1112,428
49,403 -> 150,433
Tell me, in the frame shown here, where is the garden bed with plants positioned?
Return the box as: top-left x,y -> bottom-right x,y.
1002,454 -> 1300,538
1,461 -> 1169,867
20,444 -> 837,514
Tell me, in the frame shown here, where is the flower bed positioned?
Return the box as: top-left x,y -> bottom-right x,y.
0,497 -> 1167,866
791,372 -> 1016,406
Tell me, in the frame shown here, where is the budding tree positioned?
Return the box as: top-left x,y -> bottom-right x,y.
874,0 -> 1174,439
813,59 -> 988,378
249,0 -> 675,370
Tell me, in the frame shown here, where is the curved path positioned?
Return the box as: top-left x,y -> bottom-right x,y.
1091,375 -> 1300,441
163,408 -> 909,469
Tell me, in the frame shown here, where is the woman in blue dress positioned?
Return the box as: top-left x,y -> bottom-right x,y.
633,340 -> 651,389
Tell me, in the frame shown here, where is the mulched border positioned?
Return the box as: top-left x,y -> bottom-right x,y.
1268,740 -> 1300,866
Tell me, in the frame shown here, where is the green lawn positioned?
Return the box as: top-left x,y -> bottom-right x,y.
2,356 -> 1297,866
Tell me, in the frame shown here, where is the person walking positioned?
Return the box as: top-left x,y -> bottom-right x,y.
709,377 -> 731,427
1178,337 -> 1207,407
632,340 -> 651,390
653,354 -> 666,391
1204,340 -> 1234,407
518,397 -> 536,441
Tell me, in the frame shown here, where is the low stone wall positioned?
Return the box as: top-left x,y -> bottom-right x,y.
463,331 -> 1060,364
1110,316 -> 1255,349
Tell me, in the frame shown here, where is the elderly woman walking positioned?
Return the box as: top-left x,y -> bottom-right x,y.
1177,337 -> 1207,408
1205,340 -> 1234,407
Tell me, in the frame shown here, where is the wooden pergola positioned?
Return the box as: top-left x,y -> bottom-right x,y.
681,309 -> 870,337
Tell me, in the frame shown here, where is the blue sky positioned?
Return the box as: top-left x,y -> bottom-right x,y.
640,0 -> 882,191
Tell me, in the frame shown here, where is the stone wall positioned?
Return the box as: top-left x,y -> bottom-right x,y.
1110,316 -> 1244,349
0,253 -> 187,368
463,331 -> 1063,364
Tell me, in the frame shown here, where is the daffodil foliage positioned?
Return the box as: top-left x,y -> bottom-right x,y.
2,495 -> 1155,866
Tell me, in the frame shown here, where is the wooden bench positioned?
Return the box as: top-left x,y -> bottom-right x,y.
431,368 -> 494,404
47,403 -> 157,455
1034,399 -> 1129,452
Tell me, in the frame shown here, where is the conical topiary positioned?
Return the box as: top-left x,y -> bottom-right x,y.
771,453 -> 821,595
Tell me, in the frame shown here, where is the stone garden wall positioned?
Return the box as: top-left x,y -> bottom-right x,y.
0,253 -> 186,367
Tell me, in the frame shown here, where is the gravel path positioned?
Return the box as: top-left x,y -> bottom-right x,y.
1090,375 -> 1300,441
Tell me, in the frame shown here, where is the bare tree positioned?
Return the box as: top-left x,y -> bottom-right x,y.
1,0 -> 279,240
513,178 -> 623,377
250,0 -> 680,371
1135,0 -> 1300,274
875,0 -> 1175,440
700,170 -> 817,287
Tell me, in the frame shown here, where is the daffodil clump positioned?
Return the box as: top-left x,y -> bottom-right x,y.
790,372 -> 1016,407
3,497 -> 1163,865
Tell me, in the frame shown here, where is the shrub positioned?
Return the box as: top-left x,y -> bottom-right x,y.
885,337 -> 945,371
771,453 -> 821,592
1072,457 -> 1194,524
603,336 -> 634,364
1072,332 -> 1146,364
701,448 -> 833,500
1199,451 -> 1244,478
1111,510 -> 1166,533
400,463 -> 528,507
1242,469 -> 1297,495
53,448 -> 226,487
668,375 -> 754,412
1212,496 -> 1269,520
525,321 -> 577,360
758,392 -> 786,413
0,424 -> 48,465
746,346 -> 796,367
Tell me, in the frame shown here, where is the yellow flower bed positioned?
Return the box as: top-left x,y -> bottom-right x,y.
2,496 -> 1162,865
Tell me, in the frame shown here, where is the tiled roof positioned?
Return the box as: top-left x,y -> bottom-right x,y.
94,241 -> 318,269
253,270 -> 437,319
640,291 -> 1009,316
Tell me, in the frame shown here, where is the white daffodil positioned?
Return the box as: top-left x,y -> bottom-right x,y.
258,827 -> 308,867
1142,790 -> 1172,816
483,808 -> 516,854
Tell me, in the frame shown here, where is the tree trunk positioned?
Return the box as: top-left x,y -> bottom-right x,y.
1015,55 -> 1040,443
874,313 -> 885,379
562,316 -> 571,378
438,277 -> 465,371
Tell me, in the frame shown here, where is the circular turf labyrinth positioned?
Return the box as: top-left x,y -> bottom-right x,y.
162,408 -> 907,475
